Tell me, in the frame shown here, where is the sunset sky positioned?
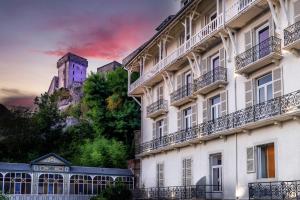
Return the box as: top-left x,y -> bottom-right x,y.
0,0 -> 179,107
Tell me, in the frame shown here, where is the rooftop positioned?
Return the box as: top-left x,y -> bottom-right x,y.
57,52 -> 88,68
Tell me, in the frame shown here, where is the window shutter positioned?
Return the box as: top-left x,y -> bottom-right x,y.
245,80 -> 253,107
157,163 -> 164,187
219,48 -> 225,68
272,67 -> 282,98
218,0 -> 223,15
177,111 -> 182,131
182,159 -> 186,186
202,100 -> 208,122
247,147 -> 256,173
294,0 -> 300,22
269,18 -> 275,37
201,58 -> 207,75
207,57 -> 211,72
245,31 -> 252,51
191,104 -> 198,127
152,122 -> 156,139
163,117 -> 168,136
160,86 -> 164,99
177,74 -> 182,89
220,90 -> 227,116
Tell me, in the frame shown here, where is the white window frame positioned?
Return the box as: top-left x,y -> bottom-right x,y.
184,71 -> 192,85
210,154 -> 222,192
183,107 -> 192,130
211,95 -> 221,120
156,119 -> 164,138
211,53 -> 220,71
256,73 -> 273,103
255,22 -> 269,45
256,143 -> 276,179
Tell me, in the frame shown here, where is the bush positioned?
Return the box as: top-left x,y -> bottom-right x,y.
0,194 -> 8,200
90,183 -> 132,200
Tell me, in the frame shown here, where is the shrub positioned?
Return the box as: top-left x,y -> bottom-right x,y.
90,183 -> 132,200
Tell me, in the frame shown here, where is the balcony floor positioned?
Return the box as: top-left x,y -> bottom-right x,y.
235,52 -> 282,75
284,39 -> 300,51
147,109 -> 168,119
194,80 -> 228,95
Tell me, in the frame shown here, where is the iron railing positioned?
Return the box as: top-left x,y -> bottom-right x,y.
235,36 -> 281,71
284,21 -> 300,46
146,99 -> 168,117
7,195 -> 93,200
133,185 -> 223,200
194,66 -> 227,92
249,180 -> 300,200
136,90 -> 300,155
170,84 -> 193,104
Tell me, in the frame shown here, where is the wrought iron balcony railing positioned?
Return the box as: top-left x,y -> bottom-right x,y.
194,66 -> 227,93
133,185 -> 223,200
170,84 -> 193,104
235,36 -> 281,72
136,90 -> 300,155
284,21 -> 300,47
249,180 -> 300,200
146,99 -> 168,117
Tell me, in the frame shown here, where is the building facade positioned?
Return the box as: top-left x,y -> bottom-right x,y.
0,153 -> 133,200
97,61 -> 121,74
123,0 -> 300,199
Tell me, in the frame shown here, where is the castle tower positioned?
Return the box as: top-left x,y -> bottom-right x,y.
57,53 -> 88,89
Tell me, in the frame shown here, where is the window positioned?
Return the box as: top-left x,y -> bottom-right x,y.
154,53 -> 159,64
156,119 -> 164,138
182,158 -> 192,186
70,175 -> 92,195
38,174 -> 63,194
4,173 -> 31,194
186,18 -> 191,40
256,23 -> 270,58
257,143 -> 275,179
210,154 -> 222,192
183,107 -> 192,129
184,72 -> 192,96
209,12 -> 217,22
211,95 -> 221,120
115,177 -> 134,189
179,31 -> 185,46
156,163 -> 164,187
157,85 -> 164,100
257,73 -> 273,103
211,54 -> 220,81
93,176 -> 113,195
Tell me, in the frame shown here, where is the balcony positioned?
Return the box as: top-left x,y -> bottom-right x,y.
128,14 -> 224,95
136,90 -> 300,157
170,84 -> 195,107
249,180 -> 300,200
133,185 -> 223,200
284,21 -> 300,51
225,0 -> 268,29
194,66 -> 228,95
235,36 -> 282,75
146,99 -> 168,119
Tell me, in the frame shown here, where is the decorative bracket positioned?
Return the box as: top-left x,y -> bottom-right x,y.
267,0 -> 280,30
219,32 -> 231,62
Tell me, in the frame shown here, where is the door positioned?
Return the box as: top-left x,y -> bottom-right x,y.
185,72 -> 192,96
211,55 -> 220,82
257,25 -> 270,59
210,154 -> 222,192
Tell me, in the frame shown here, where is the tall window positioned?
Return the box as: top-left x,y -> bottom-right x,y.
115,177 -> 134,189
184,72 -> 192,96
38,174 -> 63,194
256,24 -> 270,58
211,95 -> 221,120
257,143 -> 275,179
210,154 -> 222,192
156,119 -> 164,138
156,163 -> 164,187
182,158 -> 192,186
70,175 -> 92,195
93,176 -> 113,195
257,73 -> 273,103
183,107 -> 192,130
4,173 -> 31,194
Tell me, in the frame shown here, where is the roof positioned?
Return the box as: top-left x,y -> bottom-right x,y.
30,153 -> 71,166
122,0 -> 195,67
155,15 -> 175,31
57,52 -> 88,68
97,61 -> 122,73
0,153 -> 133,176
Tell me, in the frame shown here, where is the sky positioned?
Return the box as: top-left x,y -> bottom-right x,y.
0,0 -> 179,107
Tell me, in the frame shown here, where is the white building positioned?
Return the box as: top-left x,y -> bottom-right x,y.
123,0 -> 300,199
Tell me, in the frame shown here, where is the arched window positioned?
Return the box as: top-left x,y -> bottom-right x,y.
115,176 -> 134,189
38,174 -> 63,194
70,175 -> 92,195
4,173 -> 31,194
93,176 -> 113,195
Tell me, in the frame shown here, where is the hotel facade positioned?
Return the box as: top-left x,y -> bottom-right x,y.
123,0 -> 300,199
